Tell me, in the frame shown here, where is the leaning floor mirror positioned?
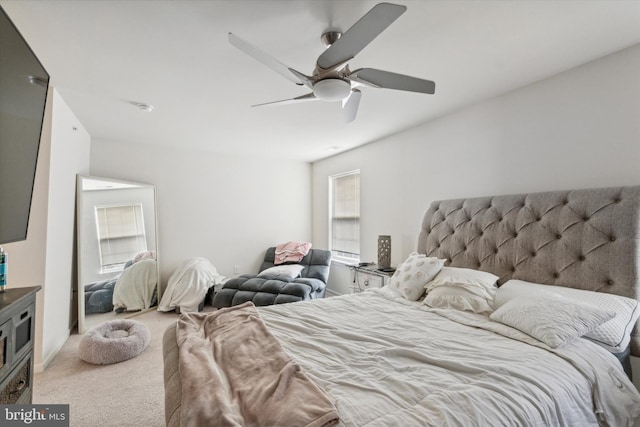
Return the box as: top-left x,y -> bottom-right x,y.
76,175 -> 160,334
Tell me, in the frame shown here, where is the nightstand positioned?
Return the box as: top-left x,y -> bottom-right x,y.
349,264 -> 395,293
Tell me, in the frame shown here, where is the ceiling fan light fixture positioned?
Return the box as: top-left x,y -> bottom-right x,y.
313,79 -> 351,102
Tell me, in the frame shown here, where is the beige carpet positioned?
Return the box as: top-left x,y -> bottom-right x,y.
33,309 -> 182,427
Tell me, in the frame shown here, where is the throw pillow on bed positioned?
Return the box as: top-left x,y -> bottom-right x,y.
388,252 -> 445,301
424,286 -> 494,314
494,279 -> 640,353
490,291 -> 616,348
423,267 -> 499,313
424,267 -> 499,297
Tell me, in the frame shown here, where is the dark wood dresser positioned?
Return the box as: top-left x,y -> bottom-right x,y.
0,286 -> 40,404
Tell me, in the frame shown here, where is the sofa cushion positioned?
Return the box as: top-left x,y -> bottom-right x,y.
258,265 -> 304,280
213,276 -> 326,307
213,248 -> 331,308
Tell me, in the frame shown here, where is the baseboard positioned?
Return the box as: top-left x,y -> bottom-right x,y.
36,329 -> 71,373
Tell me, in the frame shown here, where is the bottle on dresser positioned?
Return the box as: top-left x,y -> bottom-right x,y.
0,246 -> 6,292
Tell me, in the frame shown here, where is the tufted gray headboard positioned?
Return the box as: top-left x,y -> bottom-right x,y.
417,185 -> 640,355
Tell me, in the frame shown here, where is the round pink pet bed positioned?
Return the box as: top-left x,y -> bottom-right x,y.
79,319 -> 150,365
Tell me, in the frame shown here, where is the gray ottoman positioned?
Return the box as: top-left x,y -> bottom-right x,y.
79,319 -> 150,365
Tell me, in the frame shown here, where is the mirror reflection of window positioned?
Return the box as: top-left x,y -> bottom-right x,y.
94,203 -> 147,273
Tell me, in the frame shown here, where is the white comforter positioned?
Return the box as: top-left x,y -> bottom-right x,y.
258,288 -> 640,427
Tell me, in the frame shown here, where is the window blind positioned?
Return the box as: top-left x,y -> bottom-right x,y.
330,172 -> 360,259
95,204 -> 147,269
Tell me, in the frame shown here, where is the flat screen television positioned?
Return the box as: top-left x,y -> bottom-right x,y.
0,6 -> 50,244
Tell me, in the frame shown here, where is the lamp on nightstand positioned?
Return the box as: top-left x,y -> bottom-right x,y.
377,235 -> 391,269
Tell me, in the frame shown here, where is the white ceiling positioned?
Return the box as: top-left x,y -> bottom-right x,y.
2,0 -> 640,162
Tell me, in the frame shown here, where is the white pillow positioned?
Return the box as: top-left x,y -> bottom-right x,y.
490,291 -> 616,348
424,286 -> 494,314
495,280 -> 640,353
425,267 -> 499,300
388,252 -> 445,301
257,264 -> 304,280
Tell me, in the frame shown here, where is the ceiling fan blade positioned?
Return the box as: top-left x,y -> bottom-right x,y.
349,68 -> 435,94
316,3 -> 407,70
288,68 -> 314,88
342,89 -> 362,123
251,92 -> 318,107
229,32 -> 306,85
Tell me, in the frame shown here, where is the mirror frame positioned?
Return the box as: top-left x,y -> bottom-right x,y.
76,175 -> 160,334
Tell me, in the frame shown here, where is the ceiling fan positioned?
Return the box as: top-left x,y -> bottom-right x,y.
229,2 -> 435,123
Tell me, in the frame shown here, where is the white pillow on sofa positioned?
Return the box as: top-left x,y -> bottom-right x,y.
494,279 -> 640,353
258,264 -> 304,280
388,252 -> 445,301
490,291 -> 615,348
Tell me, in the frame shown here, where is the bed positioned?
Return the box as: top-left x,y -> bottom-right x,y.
163,185 -> 640,426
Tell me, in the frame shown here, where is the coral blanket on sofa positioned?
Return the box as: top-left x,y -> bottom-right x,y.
275,241 -> 312,264
176,302 -> 339,427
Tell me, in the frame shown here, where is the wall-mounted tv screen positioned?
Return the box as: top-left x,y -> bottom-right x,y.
0,6 -> 50,244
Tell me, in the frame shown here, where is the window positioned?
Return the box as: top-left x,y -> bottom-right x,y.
95,203 -> 147,273
329,170 -> 360,262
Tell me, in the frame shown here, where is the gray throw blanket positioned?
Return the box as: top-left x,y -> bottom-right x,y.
176,302 -> 340,427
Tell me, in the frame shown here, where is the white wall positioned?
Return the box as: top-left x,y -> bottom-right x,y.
5,88 -> 90,371
89,141 -> 312,288
313,44 -> 640,295
41,90 -> 91,369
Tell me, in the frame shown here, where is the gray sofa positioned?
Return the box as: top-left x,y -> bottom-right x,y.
212,247 -> 331,308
